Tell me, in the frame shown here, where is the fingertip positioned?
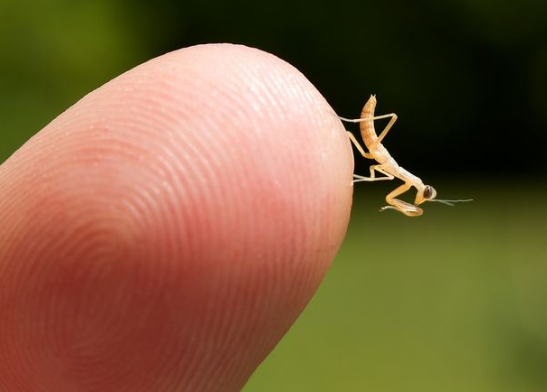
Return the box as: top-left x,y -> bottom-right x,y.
0,43 -> 354,392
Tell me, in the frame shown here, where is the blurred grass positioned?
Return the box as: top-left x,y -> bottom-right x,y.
244,181 -> 547,392
0,0 -> 151,161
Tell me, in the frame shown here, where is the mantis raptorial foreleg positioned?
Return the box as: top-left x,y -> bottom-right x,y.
380,182 -> 424,217
385,182 -> 413,204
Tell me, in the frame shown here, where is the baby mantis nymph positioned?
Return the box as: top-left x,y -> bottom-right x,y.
340,95 -> 472,217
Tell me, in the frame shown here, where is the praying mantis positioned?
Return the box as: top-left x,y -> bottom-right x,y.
340,95 -> 471,217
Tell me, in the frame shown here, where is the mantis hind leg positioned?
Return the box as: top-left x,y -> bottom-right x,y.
340,114 -> 398,150
380,182 -> 424,217
347,131 -> 394,184
370,113 -> 398,150
347,131 -> 373,159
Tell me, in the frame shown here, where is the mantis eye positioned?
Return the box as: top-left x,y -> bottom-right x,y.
423,185 -> 435,199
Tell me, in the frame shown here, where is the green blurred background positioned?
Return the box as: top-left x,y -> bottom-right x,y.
1,0 -> 547,391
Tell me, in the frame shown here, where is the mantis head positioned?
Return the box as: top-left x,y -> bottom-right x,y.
416,184 -> 473,208
381,185 -> 472,217
382,184 -> 472,217
415,184 -> 437,205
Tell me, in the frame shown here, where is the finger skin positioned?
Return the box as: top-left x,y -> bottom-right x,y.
0,44 -> 353,392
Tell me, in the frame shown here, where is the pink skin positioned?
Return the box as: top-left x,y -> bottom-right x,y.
0,44 -> 353,392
